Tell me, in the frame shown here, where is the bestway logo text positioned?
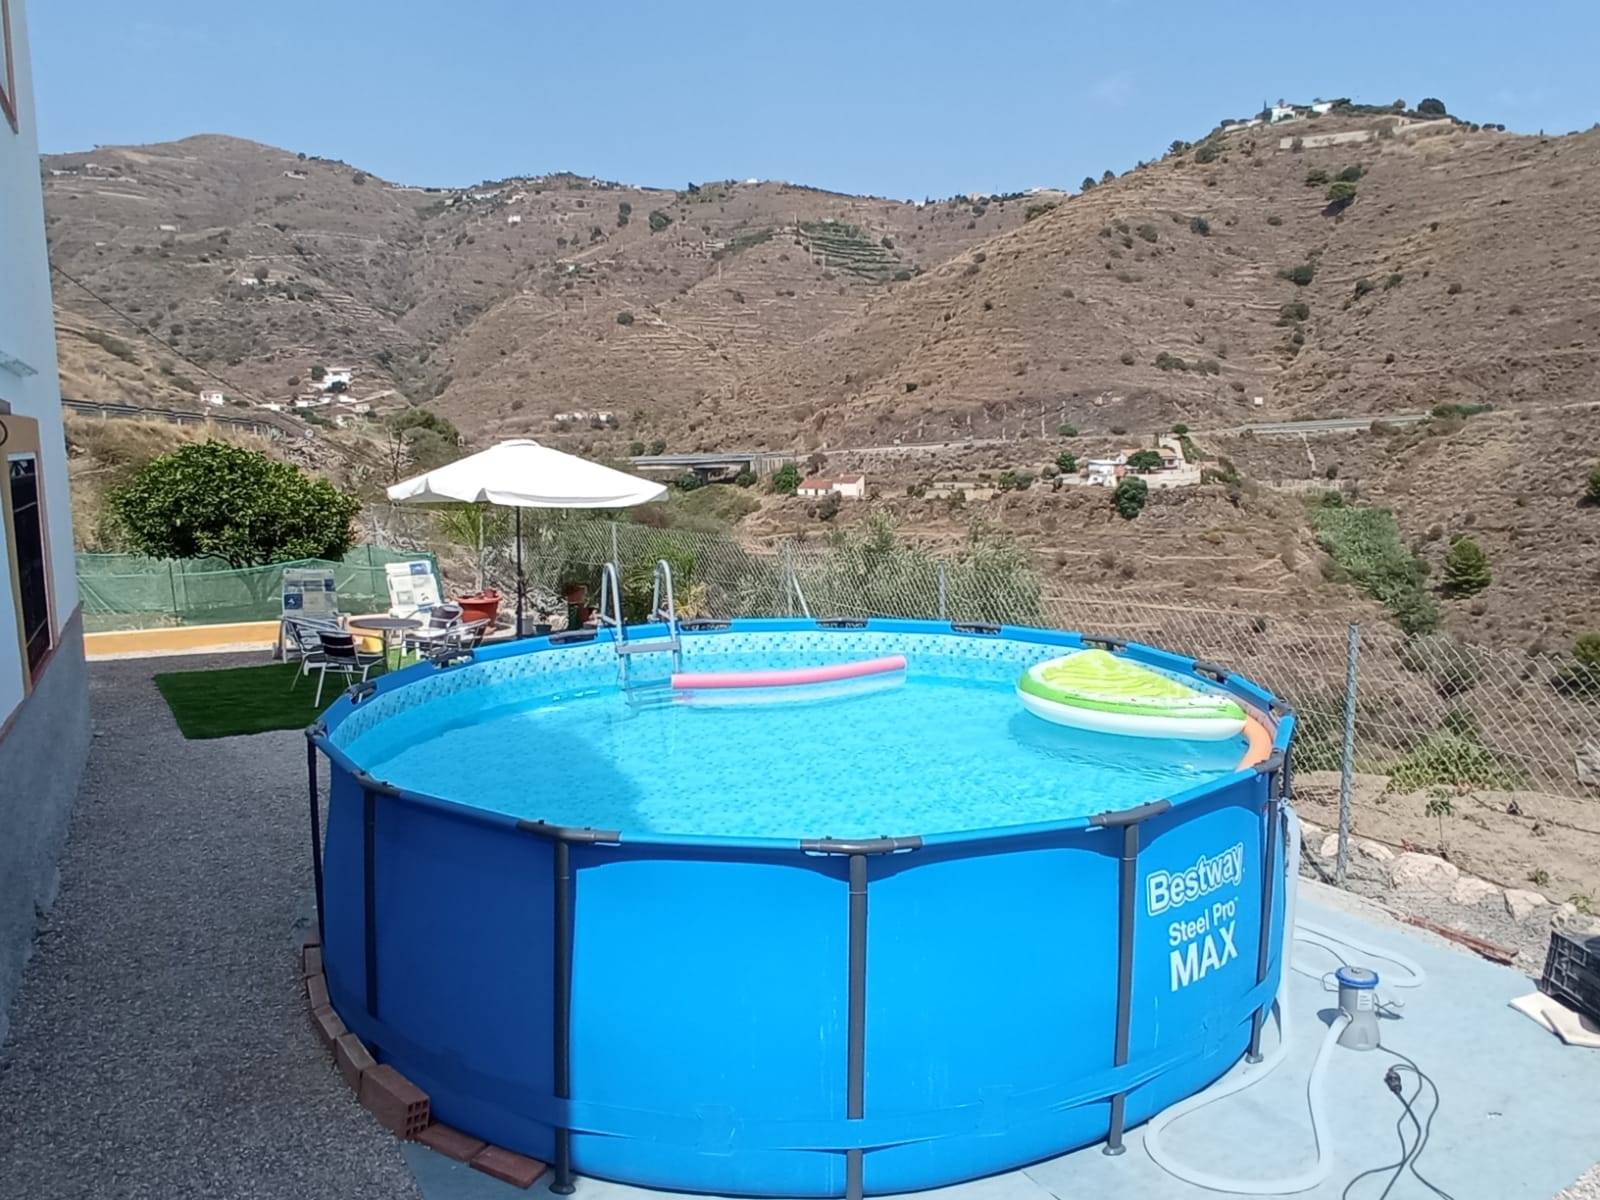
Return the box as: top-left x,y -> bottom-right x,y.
1145,842 -> 1246,916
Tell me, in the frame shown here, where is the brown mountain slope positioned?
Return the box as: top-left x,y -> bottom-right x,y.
732,115 -> 1600,446
43,136 -> 1037,453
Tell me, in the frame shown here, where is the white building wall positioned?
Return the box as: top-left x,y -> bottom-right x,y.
0,0 -> 79,723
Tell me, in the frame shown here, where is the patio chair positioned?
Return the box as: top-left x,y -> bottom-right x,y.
312,630 -> 384,706
284,616 -> 344,690
400,603 -> 463,658
446,618 -> 491,653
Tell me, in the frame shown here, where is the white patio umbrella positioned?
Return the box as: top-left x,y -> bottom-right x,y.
386,438 -> 666,636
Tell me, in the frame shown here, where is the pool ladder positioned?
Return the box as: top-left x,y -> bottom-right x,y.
598,560 -> 683,690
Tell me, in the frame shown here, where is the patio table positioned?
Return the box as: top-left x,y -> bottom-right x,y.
346,616 -> 421,669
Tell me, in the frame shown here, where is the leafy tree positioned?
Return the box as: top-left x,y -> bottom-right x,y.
110,441 -> 360,567
386,408 -> 462,481
1193,143 -> 1218,164
648,209 -> 673,233
1326,180 -> 1358,205
1280,263 -> 1316,286
1417,98 -> 1447,117
733,467 -> 757,488
674,471 -> 704,492
1055,451 -> 1078,473
1171,423 -> 1189,435
1112,477 -> 1148,519
628,440 -> 647,456
1080,176 -> 1097,192
648,438 -> 667,456
1126,449 -> 1164,473
1101,169 -> 1115,184
1169,139 -> 1190,156
1585,462 -> 1600,505
1337,164 -> 1364,182
771,463 -> 801,495
1443,535 -> 1491,596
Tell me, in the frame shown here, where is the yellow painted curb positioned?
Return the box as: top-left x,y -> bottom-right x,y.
85,620 -> 282,659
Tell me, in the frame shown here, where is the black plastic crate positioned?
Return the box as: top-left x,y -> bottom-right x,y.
1539,929 -> 1600,1021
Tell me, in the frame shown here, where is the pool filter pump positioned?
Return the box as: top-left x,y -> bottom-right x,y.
1335,966 -> 1382,1051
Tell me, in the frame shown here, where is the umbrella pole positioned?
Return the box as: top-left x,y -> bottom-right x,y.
515,507 -> 525,639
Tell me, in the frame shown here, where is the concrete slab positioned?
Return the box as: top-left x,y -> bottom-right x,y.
404,884 -> 1600,1200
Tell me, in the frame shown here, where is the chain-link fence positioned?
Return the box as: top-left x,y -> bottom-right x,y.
359,507 -> 1600,914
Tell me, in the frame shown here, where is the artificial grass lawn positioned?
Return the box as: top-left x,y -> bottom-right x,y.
153,660 -> 344,739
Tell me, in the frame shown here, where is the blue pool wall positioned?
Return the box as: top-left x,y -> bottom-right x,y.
311,619 -> 1294,1196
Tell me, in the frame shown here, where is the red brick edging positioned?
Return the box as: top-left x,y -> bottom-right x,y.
300,934 -> 549,1189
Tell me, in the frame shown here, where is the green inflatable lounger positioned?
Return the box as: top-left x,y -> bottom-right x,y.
1017,648 -> 1246,740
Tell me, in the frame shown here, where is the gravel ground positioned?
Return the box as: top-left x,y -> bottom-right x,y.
0,653 -> 421,1200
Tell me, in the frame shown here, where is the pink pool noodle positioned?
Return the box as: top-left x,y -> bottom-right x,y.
671,655 -> 907,691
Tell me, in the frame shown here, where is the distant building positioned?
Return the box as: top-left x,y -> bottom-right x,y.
506,214 -> 522,225
199,389 -> 225,406
1085,455 -> 1127,487
797,475 -> 866,500
1310,101 -> 1334,115
1269,104 -> 1299,124
317,366 -> 354,391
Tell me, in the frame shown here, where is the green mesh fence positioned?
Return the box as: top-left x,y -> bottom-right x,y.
77,546 -> 437,632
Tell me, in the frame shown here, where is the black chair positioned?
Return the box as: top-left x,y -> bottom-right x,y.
312,631 -> 384,706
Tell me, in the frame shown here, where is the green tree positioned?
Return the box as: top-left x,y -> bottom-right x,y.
1112,476 -> 1148,519
628,440 -> 646,456
1055,451 -> 1078,473
648,438 -> 667,456
110,441 -> 360,567
1326,180 -> 1358,205
1585,462 -> 1600,504
1171,423 -> 1189,435
1443,535 -> 1491,596
432,503 -> 511,592
674,471 -> 704,492
771,463 -> 801,495
648,209 -> 673,233
1417,97 -> 1447,117
1080,176 -> 1097,192
1057,422 -> 1078,437
1126,449 -> 1164,473
386,408 -> 462,481
1575,634 -> 1600,671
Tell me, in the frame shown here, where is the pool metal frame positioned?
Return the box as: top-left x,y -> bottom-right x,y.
305,617 -> 1295,1198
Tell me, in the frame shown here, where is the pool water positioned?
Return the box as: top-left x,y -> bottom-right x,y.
345,657 -> 1247,840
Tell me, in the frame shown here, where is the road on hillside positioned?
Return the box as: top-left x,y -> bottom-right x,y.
834,413 -> 1429,456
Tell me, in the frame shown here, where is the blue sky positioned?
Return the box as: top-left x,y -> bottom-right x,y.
30,0 -> 1600,198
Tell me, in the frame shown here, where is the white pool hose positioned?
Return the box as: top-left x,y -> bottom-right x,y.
1143,805 -> 1427,1194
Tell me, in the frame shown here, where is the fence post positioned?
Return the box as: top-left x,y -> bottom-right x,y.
782,541 -> 794,617
937,563 -> 947,620
1336,622 -> 1360,886
168,561 -> 180,620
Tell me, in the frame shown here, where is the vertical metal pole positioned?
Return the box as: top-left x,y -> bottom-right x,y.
361,788 -> 379,1037
306,738 -> 325,948
1104,822 -> 1139,1156
514,509 -> 526,639
610,522 -> 620,580
937,563 -> 947,620
1336,622 -> 1360,886
1247,783 -> 1281,1062
551,840 -> 576,1195
845,853 -> 868,1200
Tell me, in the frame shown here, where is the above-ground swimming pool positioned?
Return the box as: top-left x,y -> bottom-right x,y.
309,619 -> 1294,1197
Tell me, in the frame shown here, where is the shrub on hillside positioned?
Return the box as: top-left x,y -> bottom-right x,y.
1266,214 -> 1283,226
1119,350 -> 1135,365
770,463 -> 800,495
1304,168 -> 1330,187
1127,449 -> 1164,472
1080,176 -> 1097,191
110,441 -> 359,567
1337,164 -> 1365,182
616,311 -> 635,325
1280,263 -> 1316,286
1443,535 -> 1491,596
1111,477 -> 1148,519
1279,300 -> 1311,323
1056,451 -> 1078,473
1311,501 -> 1439,633
1417,98 -> 1448,117
1136,223 -> 1159,243
628,440 -> 646,456
1058,423 -> 1079,437
649,439 -> 667,456
674,472 -> 704,492
1326,180 -> 1358,205
1154,351 -> 1188,371
648,210 -> 672,233
1190,215 -> 1211,236
1389,727 -> 1517,791
1586,463 -> 1600,505
1194,143 -> 1219,164
1353,277 -> 1375,297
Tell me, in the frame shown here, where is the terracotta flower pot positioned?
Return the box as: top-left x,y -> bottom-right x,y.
456,589 -> 501,625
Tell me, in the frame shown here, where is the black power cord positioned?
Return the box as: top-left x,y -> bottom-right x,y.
1341,1049 -> 1456,1199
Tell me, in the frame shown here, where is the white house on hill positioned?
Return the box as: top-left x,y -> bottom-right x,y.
0,0 -> 93,1045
